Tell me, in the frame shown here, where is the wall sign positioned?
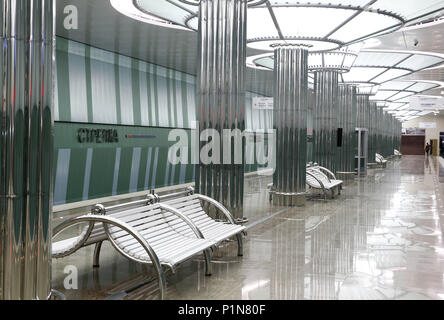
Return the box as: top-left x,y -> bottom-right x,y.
77,128 -> 119,143
410,96 -> 444,110
253,97 -> 274,110
419,122 -> 436,129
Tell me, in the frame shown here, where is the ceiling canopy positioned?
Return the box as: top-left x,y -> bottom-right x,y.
112,0 -> 444,52
248,50 -> 444,92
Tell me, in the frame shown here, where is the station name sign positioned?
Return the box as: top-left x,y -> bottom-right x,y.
77,128 -> 119,143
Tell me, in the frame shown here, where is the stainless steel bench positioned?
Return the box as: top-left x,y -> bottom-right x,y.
306,166 -> 343,200
375,153 -> 388,168
154,187 -> 246,257
52,197 -> 216,300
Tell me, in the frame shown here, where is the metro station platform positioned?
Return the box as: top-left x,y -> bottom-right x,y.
51,156 -> 444,300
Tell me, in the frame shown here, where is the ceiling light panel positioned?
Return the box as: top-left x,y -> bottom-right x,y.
135,0 -> 192,26
407,82 -> 440,92
370,0 -> 444,21
372,90 -> 399,100
329,11 -> 401,43
273,7 -> 355,39
353,52 -> 410,66
247,8 -> 280,39
396,54 -> 444,70
342,67 -> 387,83
390,91 -> 414,101
371,69 -> 411,83
379,81 -> 413,91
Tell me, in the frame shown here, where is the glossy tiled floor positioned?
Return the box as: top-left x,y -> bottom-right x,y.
52,156 -> 444,300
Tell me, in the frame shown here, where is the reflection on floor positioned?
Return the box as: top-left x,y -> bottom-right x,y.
52,156 -> 444,300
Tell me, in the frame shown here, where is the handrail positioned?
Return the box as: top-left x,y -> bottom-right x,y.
195,194 -> 237,225
53,215 -> 166,299
157,187 -> 194,202
94,194 -> 156,214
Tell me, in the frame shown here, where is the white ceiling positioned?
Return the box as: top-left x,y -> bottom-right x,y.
56,0 -> 444,99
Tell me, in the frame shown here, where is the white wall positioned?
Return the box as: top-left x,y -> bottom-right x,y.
402,114 -> 444,154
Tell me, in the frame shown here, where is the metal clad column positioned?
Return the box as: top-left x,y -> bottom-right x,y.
313,71 -> 339,173
368,101 -> 377,163
196,0 -> 247,216
0,0 -> 55,300
337,85 -> 356,176
271,47 -> 308,206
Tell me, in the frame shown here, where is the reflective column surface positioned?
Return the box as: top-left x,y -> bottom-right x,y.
313,71 -> 339,174
0,0 -> 55,300
195,0 -> 247,216
52,156 -> 444,300
271,47 -> 308,206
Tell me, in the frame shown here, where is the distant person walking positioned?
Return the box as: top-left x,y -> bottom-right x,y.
425,143 -> 431,157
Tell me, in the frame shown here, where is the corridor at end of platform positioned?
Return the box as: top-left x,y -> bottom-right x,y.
52,156 -> 444,300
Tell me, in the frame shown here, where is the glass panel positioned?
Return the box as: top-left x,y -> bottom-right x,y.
397,104 -> 411,111
371,69 -> 410,83
385,102 -> 405,110
379,81 -> 413,91
343,54 -> 358,69
354,52 -> 410,67
342,67 -> 387,82
390,91 -> 414,101
371,90 -> 399,100
371,0 -> 444,21
330,11 -> 401,43
248,8 -> 280,39
395,97 -> 412,103
273,7 -> 356,39
407,82 -> 440,92
397,54 -> 444,70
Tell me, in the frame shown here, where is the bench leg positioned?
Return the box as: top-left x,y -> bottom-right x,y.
93,241 -> 103,268
204,249 -> 212,276
155,267 -> 167,300
236,233 -> 243,257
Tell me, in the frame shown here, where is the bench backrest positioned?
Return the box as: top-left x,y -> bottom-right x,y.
104,203 -> 200,247
83,197 -> 156,246
375,153 -> 385,163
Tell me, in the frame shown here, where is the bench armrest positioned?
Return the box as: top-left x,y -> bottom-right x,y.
195,194 -> 238,225
316,166 -> 336,180
306,171 -> 326,191
308,167 -> 331,183
52,216 -> 95,258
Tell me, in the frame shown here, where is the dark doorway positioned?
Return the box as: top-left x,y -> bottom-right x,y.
401,135 -> 425,155
440,132 -> 444,157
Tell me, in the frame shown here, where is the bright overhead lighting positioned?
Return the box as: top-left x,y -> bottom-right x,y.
110,0 -> 191,31
248,44 -> 362,73
247,51 -> 444,97
115,0 -> 444,52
